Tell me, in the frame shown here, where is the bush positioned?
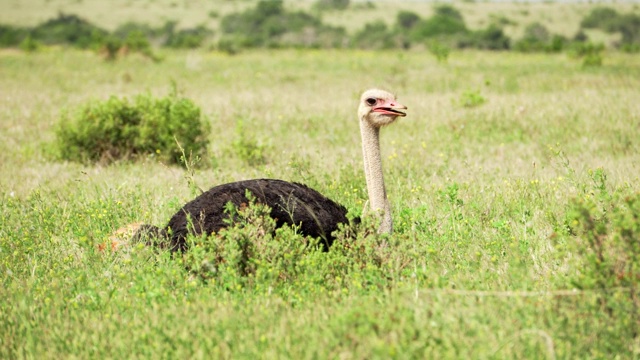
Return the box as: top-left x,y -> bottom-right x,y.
562,170 -> 640,338
513,22 -> 567,53
580,8 -> 640,49
568,42 -> 605,67
219,0 -> 344,49
513,22 -> 549,52
411,6 -> 468,39
580,7 -> 620,30
0,24 -> 29,47
231,120 -> 268,166
428,41 -> 450,63
161,22 -> 213,49
314,0 -> 350,11
610,13 -> 640,47
396,11 -> 421,31
56,90 -> 210,166
457,89 -> 486,108
352,21 -> 397,50
30,13 -> 108,49
408,5 -> 469,47
466,24 -> 510,50
19,35 -> 41,52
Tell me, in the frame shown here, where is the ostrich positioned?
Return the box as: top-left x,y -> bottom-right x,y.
120,89 -> 407,251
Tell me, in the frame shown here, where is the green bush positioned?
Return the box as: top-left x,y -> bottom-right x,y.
580,8 -> 640,49
513,22 -> 550,52
562,170 -> 640,339
161,22 -> 213,49
231,120 -> 268,166
406,5 -> 469,48
314,0 -> 350,11
411,6 -> 468,40
19,35 -> 41,52
352,21 -> 397,50
580,7 -> 620,30
219,0 -> 343,49
30,13 -> 108,49
0,24 -> 29,47
56,90 -> 210,166
428,41 -> 450,63
396,11 -> 421,31
457,89 -> 486,108
512,22 -> 569,53
568,42 -> 605,67
182,192 -> 395,294
466,24 -> 510,50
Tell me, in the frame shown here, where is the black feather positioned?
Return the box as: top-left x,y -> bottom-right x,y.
139,179 -> 352,251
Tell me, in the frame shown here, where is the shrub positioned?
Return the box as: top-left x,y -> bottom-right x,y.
568,42 -> 605,67
562,170 -> 640,339
219,0 -> 343,48
411,7 -> 468,39
113,22 -> 160,44
396,11 -> 421,31
0,24 -> 29,47
30,13 -> 108,49
182,192 -> 322,287
609,13 -> 640,47
19,35 -> 41,52
428,41 -> 450,63
182,192 -> 396,294
56,90 -> 210,166
466,24 -> 510,50
352,21 -> 397,50
162,22 -> 213,49
580,7 -> 620,29
408,5 -> 469,47
314,0 -> 350,11
231,120 -> 268,166
513,22 -> 550,52
580,8 -> 640,49
122,30 -> 158,60
457,89 -> 486,108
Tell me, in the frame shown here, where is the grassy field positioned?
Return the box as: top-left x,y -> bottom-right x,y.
2,2 -> 640,358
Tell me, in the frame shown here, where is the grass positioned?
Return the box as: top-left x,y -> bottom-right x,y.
2,34 -> 640,360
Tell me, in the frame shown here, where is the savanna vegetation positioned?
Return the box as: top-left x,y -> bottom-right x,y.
1,0 -> 640,358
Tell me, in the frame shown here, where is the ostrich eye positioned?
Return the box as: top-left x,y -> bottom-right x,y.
365,98 -> 377,106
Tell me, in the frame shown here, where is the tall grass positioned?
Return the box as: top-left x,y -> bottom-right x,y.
1,48 -> 639,358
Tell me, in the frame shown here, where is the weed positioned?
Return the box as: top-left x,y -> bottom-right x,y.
457,89 -> 486,108
562,169 -> 640,340
231,120 -> 267,167
428,41 -> 450,63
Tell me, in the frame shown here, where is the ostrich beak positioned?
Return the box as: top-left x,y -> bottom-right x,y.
373,99 -> 407,117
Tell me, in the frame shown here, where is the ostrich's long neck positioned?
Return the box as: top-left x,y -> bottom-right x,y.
360,119 -> 392,233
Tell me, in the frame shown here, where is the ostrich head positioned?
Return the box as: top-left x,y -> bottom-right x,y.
358,88 -> 407,127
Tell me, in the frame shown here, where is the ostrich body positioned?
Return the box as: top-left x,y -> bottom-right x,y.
126,89 -> 406,251
157,179 -> 350,251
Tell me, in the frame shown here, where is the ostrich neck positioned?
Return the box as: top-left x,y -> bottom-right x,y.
360,119 -> 392,233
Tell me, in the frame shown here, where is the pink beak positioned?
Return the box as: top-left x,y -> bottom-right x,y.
372,99 -> 407,117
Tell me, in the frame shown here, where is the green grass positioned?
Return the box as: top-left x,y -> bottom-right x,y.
1,45 -> 640,358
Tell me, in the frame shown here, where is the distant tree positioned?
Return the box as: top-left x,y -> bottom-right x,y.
30,13 -> 108,49
314,0 -> 350,11
220,0 -> 345,49
396,11 -> 421,31
352,21 -> 396,50
581,7 -> 619,29
410,5 -> 468,40
467,24 -> 510,50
